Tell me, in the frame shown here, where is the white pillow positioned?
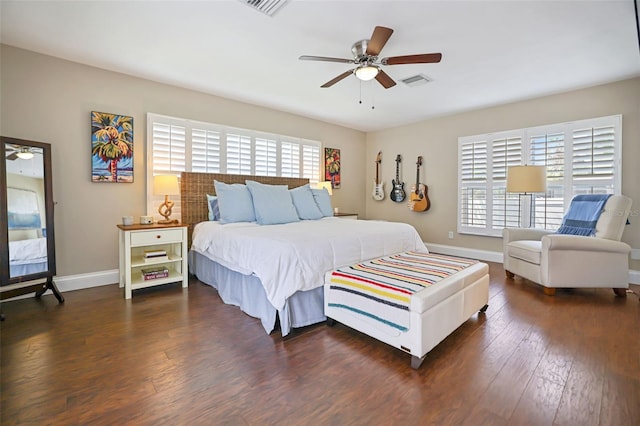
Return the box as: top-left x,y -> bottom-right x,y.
311,188 -> 333,217
246,180 -> 300,225
214,180 -> 256,223
289,184 -> 323,220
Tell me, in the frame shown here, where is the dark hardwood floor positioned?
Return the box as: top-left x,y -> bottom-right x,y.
1,262 -> 639,425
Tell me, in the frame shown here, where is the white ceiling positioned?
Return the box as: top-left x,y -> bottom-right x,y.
1,0 -> 639,132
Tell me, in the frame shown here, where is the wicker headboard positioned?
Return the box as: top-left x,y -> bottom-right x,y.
180,172 -> 309,244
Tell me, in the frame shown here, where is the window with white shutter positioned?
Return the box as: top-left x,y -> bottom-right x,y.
459,139 -> 488,232
226,133 -> 252,175
458,115 -> 621,237
147,113 -> 321,218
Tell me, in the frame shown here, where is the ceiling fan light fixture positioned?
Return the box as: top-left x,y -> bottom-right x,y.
16,148 -> 34,160
355,65 -> 379,81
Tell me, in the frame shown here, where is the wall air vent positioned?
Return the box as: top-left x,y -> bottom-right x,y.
400,74 -> 432,87
238,0 -> 289,17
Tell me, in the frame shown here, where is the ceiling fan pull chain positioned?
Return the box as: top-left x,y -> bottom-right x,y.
359,80 -> 363,105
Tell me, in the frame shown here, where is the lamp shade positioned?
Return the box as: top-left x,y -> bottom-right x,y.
506,165 -> 547,193
317,181 -> 333,196
153,175 -> 180,195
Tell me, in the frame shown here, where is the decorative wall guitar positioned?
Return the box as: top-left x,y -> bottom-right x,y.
372,151 -> 385,201
390,154 -> 406,202
408,156 -> 430,212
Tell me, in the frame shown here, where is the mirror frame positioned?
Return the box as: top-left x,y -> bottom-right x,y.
1,136 -> 58,297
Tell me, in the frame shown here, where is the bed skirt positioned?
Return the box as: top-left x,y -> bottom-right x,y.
189,250 -> 326,336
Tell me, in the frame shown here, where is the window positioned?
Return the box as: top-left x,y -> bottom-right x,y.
146,113 -> 321,216
458,115 -> 621,237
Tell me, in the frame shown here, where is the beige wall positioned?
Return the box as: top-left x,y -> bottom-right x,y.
366,77 -> 640,269
2,44 -> 638,279
1,45 -> 367,276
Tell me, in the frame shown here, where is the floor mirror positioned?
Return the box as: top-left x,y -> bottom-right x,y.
1,136 -> 64,312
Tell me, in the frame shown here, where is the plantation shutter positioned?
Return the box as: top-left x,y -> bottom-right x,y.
529,131 -> 565,229
149,120 -> 186,218
226,133 -> 252,175
491,136 -> 522,230
302,143 -> 320,185
191,128 -> 221,173
254,137 -> 277,176
459,139 -> 488,232
572,123 -> 616,195
281,141 -> 300,177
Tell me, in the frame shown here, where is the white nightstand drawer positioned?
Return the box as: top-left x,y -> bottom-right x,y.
130,228 -> 183,246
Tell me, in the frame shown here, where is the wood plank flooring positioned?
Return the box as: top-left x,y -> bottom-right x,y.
1,262 -> 639,425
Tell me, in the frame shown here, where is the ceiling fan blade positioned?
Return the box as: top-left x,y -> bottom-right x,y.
375,70 -> 396,89
366,26 -> 394,56
299,55 -> 354,64
7,152 -> 18,161
382,53 -> 442,65
321,70 -> 354,88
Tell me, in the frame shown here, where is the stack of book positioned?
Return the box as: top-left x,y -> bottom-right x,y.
143,249 -> 168,262
141,266 -> 169,281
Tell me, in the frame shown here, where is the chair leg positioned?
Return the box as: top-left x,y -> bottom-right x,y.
612,288 -> 627,297
505,270 -> 514,279
543,287 -> 556,296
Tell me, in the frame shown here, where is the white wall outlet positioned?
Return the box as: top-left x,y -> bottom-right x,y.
632,249 -> 640,260
448,231 -> 454,239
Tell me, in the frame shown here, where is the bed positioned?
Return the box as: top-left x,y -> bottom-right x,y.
9,236 -> 48,276
182,172 -> 428,336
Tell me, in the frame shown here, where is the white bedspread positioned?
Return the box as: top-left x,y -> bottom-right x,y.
192,217 -> 428,310
9,237 -> 47,264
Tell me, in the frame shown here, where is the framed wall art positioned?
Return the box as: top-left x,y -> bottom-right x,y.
324,147 -> 341,189
91,111 -> 133,182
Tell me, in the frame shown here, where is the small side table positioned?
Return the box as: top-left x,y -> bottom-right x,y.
117,223 -> 188,299
334,212 -> 358,220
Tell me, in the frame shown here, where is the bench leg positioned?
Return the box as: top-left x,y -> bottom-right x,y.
411,355 -> 426,370
479,304 -> 488,313
326,317 -> 337,327
505,270 -> 514,279
543,287 -> 556,296
613,288 -> 627,297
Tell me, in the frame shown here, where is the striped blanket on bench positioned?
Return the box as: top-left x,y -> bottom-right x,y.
326,252 -> 478,333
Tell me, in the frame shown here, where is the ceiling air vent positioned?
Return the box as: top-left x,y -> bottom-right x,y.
401,74 -> 432,87
238,0 -> 289,17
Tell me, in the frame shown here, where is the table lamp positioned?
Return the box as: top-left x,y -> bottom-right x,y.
153,175 -> 180,224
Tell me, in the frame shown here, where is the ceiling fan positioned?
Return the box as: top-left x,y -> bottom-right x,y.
5,144 -> 34,161
299,26 -> 442,89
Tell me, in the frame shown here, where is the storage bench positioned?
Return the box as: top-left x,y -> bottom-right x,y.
324,251 -> 489,369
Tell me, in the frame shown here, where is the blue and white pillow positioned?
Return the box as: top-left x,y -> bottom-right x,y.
289,184 -> 323,220
214,180 -> 256,223
311,188 -> 333,217
245,180 -> 300,225
206,194 -> 220,221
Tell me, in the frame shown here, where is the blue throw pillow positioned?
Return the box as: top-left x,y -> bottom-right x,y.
289,184 -> 323,220
206,194 -> 220,221
245,180 -> 300,225
214,180 -> 256,223
311,188 -> 333,217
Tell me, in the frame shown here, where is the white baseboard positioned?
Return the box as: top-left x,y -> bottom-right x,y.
1,269 -> 118,302
425,242 -> 640,285
425,242 -> 503,263
3,244 -> 639,302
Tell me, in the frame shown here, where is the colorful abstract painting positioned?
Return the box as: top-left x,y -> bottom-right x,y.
324,148 -> 341,189
91,111 -> 133,182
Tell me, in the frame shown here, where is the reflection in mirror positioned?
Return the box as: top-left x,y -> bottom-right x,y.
6,144 -> 48,278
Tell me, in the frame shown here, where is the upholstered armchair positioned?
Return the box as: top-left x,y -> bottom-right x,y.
503,195 -> 632,296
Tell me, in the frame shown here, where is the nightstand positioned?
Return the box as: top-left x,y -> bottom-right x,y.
117,223 -> 188,299
334,212 -> 358,220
